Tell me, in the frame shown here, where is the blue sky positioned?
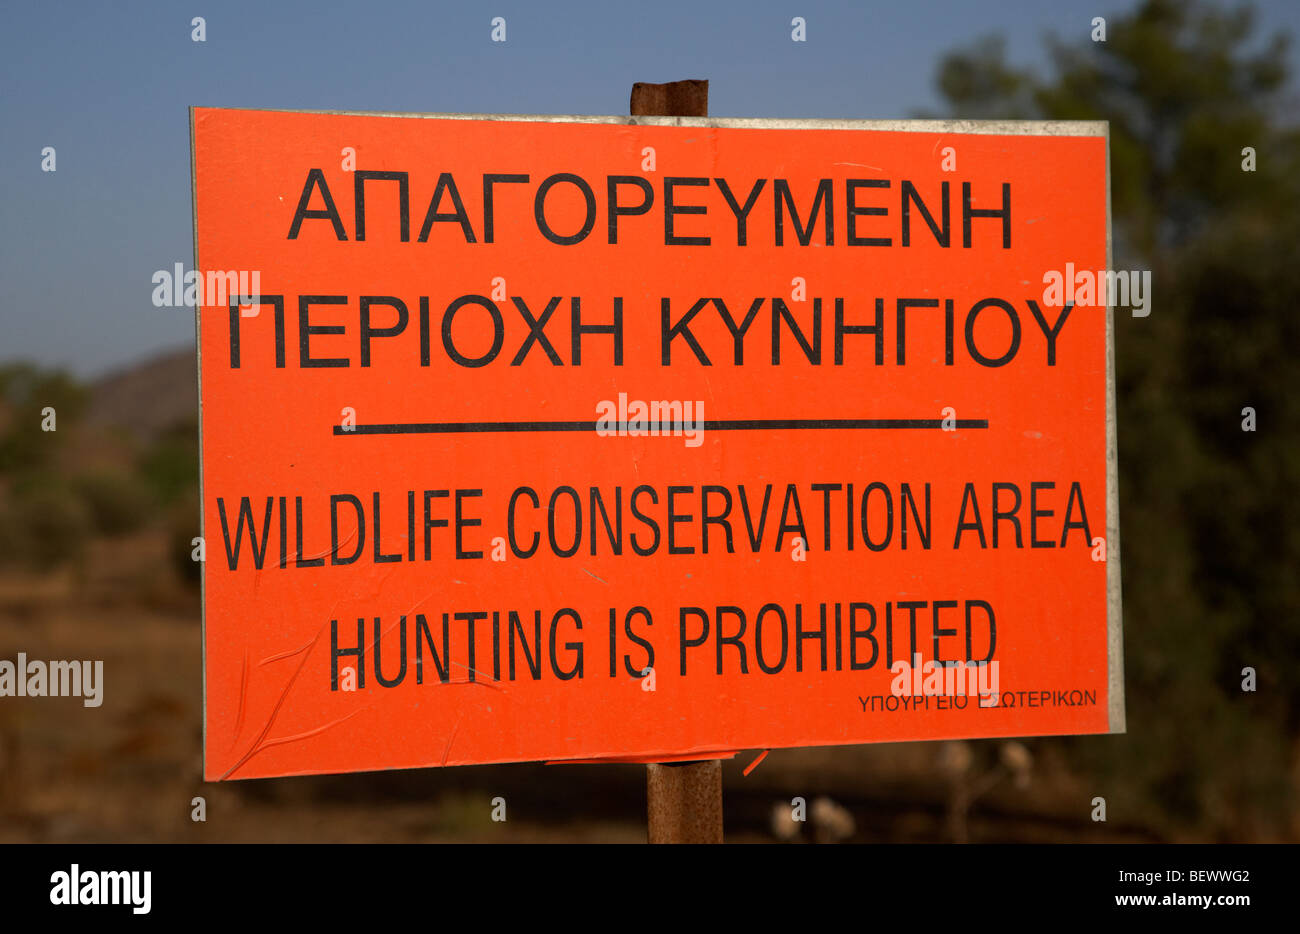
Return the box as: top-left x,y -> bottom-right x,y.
2,0 -> 1297,377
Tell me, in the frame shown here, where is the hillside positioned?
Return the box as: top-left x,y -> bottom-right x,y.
86,346 -> 197,440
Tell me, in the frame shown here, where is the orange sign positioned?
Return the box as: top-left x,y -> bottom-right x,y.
192,108 -> 1123,780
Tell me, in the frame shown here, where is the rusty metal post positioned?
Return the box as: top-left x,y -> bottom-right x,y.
646,761 -> 723,843
630,79 -> 709,118
630,78 -> 721,844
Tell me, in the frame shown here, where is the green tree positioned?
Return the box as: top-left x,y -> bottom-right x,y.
932,0 -> 1299,838
0,363 -> 86,474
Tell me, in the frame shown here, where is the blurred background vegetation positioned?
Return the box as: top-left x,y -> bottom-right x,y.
926,0 -> 1299,839
0,0 -> 1294,841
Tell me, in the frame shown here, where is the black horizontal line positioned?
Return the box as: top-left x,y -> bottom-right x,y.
333,418 -> 989,435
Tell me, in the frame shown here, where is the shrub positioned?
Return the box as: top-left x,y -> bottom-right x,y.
74,469 -> 154,536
